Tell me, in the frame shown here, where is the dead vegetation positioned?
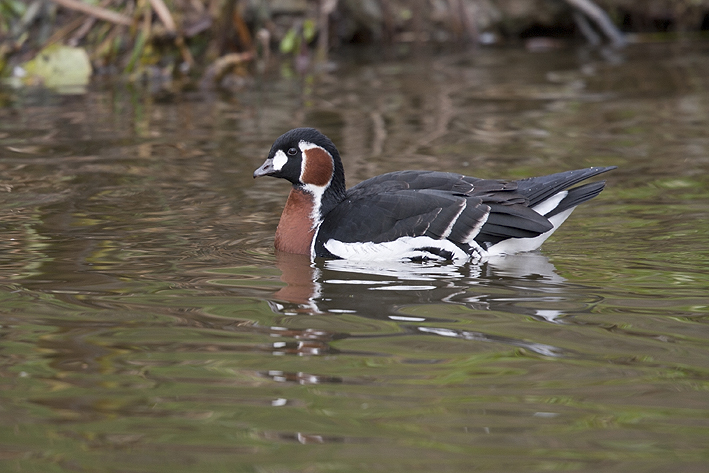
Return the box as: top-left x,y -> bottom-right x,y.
0,0 -> 707,88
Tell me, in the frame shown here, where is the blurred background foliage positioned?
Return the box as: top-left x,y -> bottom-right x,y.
1,0 -> 708,88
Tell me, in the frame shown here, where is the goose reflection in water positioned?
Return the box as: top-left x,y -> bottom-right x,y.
266,251 -> 600,359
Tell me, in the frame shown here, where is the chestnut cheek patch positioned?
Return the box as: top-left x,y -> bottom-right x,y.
301,147 -> 333,187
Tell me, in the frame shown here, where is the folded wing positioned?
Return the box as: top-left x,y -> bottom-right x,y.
314,166 -> 615,259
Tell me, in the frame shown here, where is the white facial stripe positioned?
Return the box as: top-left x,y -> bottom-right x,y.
272,149 -> 288,171
298,140 -> 320,151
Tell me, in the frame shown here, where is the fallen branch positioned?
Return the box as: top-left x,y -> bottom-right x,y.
202,52 -> 255,84
563,0 -> 626,47
49,0 -> 133,26
573,11 -> 601,46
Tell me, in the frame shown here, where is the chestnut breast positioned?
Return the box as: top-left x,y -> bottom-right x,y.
274,188 -> 317,255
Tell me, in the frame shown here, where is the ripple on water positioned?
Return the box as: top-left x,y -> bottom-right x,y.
2,44 -> 709,472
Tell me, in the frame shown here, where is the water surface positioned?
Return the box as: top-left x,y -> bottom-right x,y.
1,43 -> 708,472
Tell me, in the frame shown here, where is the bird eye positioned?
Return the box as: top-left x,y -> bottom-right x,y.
287,147 -> 298,156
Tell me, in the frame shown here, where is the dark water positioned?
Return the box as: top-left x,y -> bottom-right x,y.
1,43 -> 708,472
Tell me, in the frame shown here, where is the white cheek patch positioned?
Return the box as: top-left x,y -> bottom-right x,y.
272,149 -> 288,171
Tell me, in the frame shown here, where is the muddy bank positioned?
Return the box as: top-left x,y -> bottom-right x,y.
1,0 -> 708,88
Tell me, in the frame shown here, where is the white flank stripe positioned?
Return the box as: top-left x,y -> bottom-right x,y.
324,236 -> 469,261
464,210 -> 489,244
441,200 -> 466,238
532,191 -> 567,216
372,285 -> 437,291
272,149 -> 288,171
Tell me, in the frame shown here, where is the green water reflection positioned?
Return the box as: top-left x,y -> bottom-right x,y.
1,43 -> 709,472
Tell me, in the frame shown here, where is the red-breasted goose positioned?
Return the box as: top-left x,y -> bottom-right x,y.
254,127 -> 615,261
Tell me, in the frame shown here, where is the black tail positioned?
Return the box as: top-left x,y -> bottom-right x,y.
547,180 -> 607,217
473,166 -> 616,249
515,166 -> 616,209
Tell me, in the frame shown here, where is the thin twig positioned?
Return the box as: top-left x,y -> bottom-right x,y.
12,1 -> 43,37
233,7 -> 253,51
44,14 -> 87,46
148,0 -> 177,33
68,0 -> 116,46
126,7 -> 151,72
69,16 -> 97,46
317,0 -> 338,60
459,0 -> 479,43
175,35 -> 195,67
447,0 -> 465,40
49,0 -> 133,26
380,0 -> 394,42
92,23 -> 124,61
148,0 -> 194,67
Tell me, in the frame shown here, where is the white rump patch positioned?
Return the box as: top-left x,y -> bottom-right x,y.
324,236 -> 469,261
532,190 -> 567,216
272,149 -> 288,171
486,207 -> 575,256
